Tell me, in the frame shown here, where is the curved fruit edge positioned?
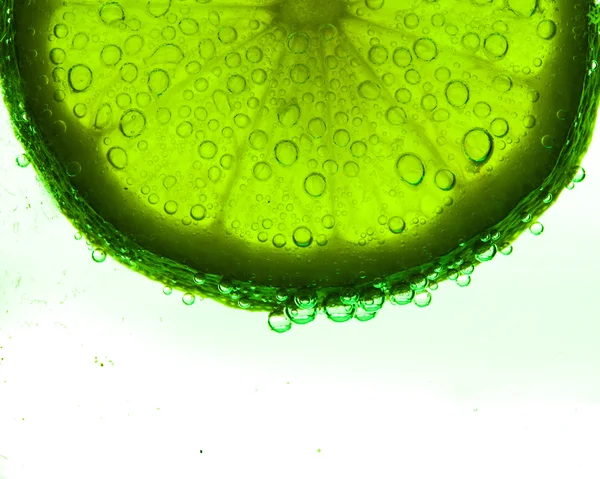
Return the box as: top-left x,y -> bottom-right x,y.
0,3 -> 599,320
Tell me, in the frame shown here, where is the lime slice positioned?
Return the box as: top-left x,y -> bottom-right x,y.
1,0 -> 599,326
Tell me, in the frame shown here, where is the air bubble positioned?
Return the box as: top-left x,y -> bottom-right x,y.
463,128 -> 493,162
435,169 -> 456,190
484,33 -> 509,58
304,173 -> 326,197
92,249 -> 107,263
288,32 -> 310,53
275,140 -> 299,166
107,147 -> 128,169
396,153 -> 425,185
293,227 -> 313,247
537,20 -> 557,40
445,80 -> 470,107
369,45 -> 388,65
413,37 -> 437,61
358,80 -> 381,100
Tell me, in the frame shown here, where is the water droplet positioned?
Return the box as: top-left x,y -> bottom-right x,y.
290,63 -> 310,84
445,80 -> 470,107
413,37 -> 437,61
573,167 -> 586,183
333,129 -> 351,147
66,161 -> 81,177
529,222 -> 544,235
492,74 -> 512,92
358,289 -> 385,312
246,46 -> 263,63
253,162 -> 272,181
368,44 -> 388,64
484,32 -> 508,58
404,68 -> 421,84
541,135 -> 556,149
273,234 -> 287,248
218,26 -> 238,44
475,244 -> 497,262
198,141 -> 218,159
389,283 -> 414,305
404,13 -> 420,29
275,140 -> 299,166
16,153 -> 30,167
73,103 -> 87,118
227,74 -> 247,94
304,173 -> 327,197
490,118 -> 509,138
537,20 -> 557,40
386,106 -> 407,125
288,32 -> 310,54
190,205 -> 207,221
388,216 -> 406,234
249,130 -> 269,149
463,128 -> 493,162
523,115 -> 536,128
413,291 -> 432,308
92,249 -> 107,263
461,32 -> 480,51
285,305 -> 317,324
100,44 -> 122,66
148,69 -> 170,96
392,47 -> 412,67
120,109 -> 146,138
179,17 -> 199,35
107,147 -> 128,169
358,80 -> 381,100
395,87 -> 412,103
473,101 -> 491,118
435,169 -> 456,190
100,2 -> 124,24
120,63 -> 138,83
164,201 -> 178,215
293,226 -> 313,247
278,103 -> 301,127
396,153 -> 425,185
182,293 -> 195,306
308,117 -> 326,138
68,64 -> 92,92
324,297 -> 356,322
268,311 -> 292,333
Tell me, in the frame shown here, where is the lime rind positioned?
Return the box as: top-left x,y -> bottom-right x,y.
1,1 -> 599,325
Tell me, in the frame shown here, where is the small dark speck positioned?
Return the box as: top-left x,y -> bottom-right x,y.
199,450 -> 203,454
124,188 -> 128,190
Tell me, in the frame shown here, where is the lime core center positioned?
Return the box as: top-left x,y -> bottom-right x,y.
278,0 -> 345,26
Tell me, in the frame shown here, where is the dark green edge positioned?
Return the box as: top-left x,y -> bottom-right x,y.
0,2 -> 599,320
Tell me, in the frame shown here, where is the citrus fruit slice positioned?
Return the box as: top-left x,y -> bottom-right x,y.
1,0 -> 599,328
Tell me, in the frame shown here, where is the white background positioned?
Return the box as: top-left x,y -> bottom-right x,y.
1,92 -> 600,477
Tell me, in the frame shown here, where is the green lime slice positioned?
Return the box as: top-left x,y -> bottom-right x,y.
1,0 -> 599,328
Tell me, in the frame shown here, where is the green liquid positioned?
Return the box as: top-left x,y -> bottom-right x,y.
1,0 -> 599,329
